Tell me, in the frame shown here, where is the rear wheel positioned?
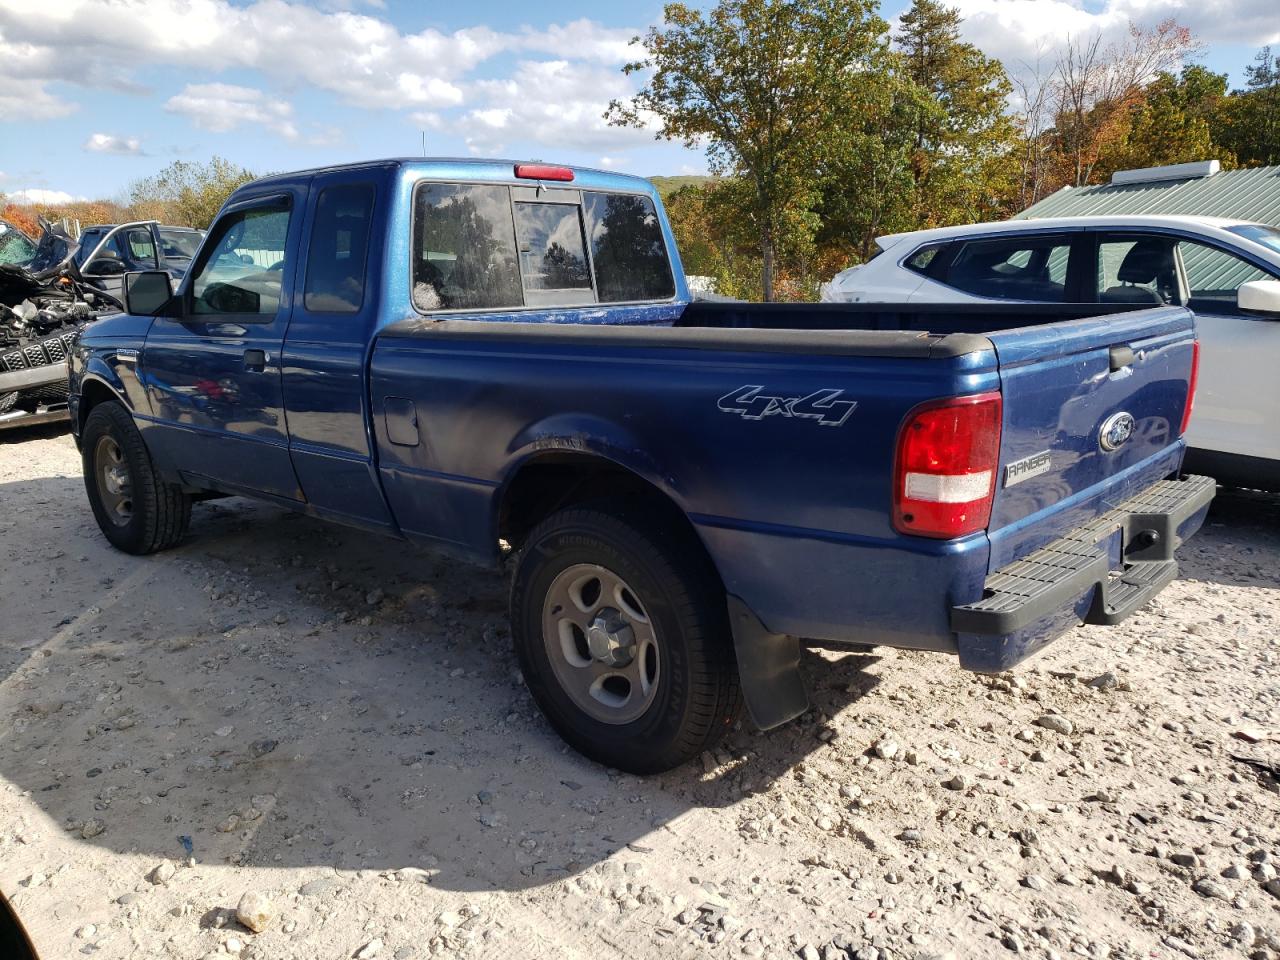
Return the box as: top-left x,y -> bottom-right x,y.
82,402 -> 191,554
511,502 -> 741,773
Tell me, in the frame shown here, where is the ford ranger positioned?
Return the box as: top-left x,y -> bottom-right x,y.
69,159 -> 1213,773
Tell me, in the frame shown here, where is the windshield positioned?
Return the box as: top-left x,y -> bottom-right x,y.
0,222 -> 37,266
158,228 -> 203,259
1225,223 -> 1280,256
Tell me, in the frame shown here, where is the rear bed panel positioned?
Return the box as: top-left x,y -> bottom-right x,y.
985,306 -> 1196,571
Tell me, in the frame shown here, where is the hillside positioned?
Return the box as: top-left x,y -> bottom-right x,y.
647,175 -> 714,198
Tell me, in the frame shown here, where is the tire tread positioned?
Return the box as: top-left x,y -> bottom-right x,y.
83,402 -> 190,554
511,500 -> 741,773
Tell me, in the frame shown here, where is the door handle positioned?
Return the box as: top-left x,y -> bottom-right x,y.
1109,345 -> 1134,372
243,349 -> 268,372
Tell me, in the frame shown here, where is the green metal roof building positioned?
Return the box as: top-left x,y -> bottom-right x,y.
1015,161 -> 1280,226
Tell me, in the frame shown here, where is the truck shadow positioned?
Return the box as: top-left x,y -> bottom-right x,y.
0,421 -> 71,445
0,476 -> 881,895
1176,486 -> 1280,589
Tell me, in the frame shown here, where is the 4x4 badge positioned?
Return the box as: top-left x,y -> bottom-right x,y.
717,385 -> 857,426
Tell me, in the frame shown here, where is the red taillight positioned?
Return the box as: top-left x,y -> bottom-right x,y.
1179,340 -> 1200,436
514,163 -> 574,182
893,392 -> 1003,539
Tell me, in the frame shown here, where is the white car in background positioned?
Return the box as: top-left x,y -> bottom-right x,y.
821,215 -> 1280,490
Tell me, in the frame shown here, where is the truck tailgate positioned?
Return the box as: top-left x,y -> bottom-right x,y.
985,306 -> 1197,571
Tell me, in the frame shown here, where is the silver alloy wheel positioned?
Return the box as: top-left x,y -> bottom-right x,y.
94,434 -> 133,526
541,563 -> 660,725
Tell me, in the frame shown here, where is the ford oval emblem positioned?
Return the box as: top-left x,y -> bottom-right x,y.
1099,411 -> 1136,451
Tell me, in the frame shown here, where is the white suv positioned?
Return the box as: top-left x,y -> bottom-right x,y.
822,215 -> 1280,490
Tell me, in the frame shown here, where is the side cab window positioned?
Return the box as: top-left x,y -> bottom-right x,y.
303,183 -> 376,313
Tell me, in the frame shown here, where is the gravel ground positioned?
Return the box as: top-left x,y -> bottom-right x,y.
1,423 -> 1279,960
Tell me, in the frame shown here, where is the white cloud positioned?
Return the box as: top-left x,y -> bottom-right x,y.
514,19 -> 638,63
0,0 -> 506,115
0,31 -> 80,120
165,83 -> 297,139
947,0 -> 1280,70
464,59 -> 659,155
84,132 -> 142,154
7,188 -> 84,204
0,2 -> 658,138
409,111 -> 444,130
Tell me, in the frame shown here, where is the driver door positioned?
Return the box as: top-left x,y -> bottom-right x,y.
142,189 -> 306,500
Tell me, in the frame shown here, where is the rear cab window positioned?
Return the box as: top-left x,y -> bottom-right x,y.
125,228 -> 159,268
411,179 -> 674,314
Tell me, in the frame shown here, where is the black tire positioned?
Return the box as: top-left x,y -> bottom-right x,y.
510,501 -> 741,774
82,401 -> 191,555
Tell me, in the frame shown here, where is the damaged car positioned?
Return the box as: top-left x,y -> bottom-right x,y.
0,222 -> 122,430
0,219 -> 38,266
72,221 -> 204,302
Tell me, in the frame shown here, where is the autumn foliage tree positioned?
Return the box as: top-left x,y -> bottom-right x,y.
1050,19 -> 1199,188
126,157 -> 258,229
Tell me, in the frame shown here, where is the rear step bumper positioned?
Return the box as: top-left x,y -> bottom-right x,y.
951,474 -> 1216,669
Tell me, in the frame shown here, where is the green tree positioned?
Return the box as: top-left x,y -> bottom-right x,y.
607,0 -> 891,301
1216,46 -> 1280,167
814,66 -> 921,263
127,157 -> 257,228
1098,66 -> 1236,175
893,0 -> 1018,226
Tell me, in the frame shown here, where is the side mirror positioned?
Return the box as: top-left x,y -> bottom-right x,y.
1238,279 -> 1280,318
125,270 -> 175,317
86,257 -> 127,277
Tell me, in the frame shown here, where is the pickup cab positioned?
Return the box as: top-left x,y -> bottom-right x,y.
69,159 -> 1214,773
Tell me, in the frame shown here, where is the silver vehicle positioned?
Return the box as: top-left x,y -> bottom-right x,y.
822,214 -> 1280,490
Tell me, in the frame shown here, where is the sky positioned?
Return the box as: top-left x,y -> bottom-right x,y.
0,0 -> 1277,206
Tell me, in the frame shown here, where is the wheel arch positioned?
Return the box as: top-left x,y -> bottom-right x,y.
77,375 -> 128,434
495,449 -> 716,578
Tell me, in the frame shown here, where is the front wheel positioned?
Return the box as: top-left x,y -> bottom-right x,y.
82,402 -> 191,555
510,502 -> 741,774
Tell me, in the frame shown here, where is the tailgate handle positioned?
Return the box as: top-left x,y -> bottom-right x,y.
1109,345 -> 1134,371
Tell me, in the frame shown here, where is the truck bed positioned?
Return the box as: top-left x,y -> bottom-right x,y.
373,300 -> 1201,666
674,299 -> 1158,335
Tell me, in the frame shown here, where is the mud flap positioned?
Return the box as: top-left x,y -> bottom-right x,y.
726,595 -> 809,730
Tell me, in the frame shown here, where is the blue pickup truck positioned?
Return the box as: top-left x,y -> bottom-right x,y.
69,159 -> 1214,773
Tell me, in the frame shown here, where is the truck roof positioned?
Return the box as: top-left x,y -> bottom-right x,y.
229,158 -> 658,204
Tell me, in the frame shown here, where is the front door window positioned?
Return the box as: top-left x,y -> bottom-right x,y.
1176,240 -> 1273,315
1095,237 -> 1179,305
191,206 -> 291,316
